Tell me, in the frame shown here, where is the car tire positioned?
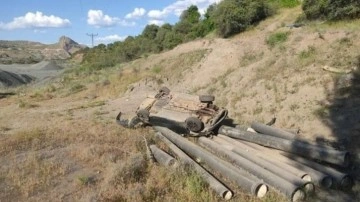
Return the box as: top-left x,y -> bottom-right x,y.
199,95 -> 215,102
185,117 -> 204,133
137,109 -> 150,123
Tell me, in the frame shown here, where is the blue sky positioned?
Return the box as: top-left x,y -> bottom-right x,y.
0,0 -> 221,46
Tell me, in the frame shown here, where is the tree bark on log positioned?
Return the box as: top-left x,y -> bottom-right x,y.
219,125 -> 350,167
283,154 -> 354,190
251,121 -> 296,139
155,132 -> 233,200
198,137 -> 306,202
154,126 -> 268,198
149,144 -> 176,166
239,139 -> 334,188
214,135 -> 311,182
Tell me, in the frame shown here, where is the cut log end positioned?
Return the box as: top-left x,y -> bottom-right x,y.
168,159 -> 176,167
321,176 -> 333,189
301,174 -> 312,182
255,184 -> 268,198
292,189 -> 305,202
304,182 -> 315,194
223,191 -> 233,200
247,127 -> 256,133
341,176 -> 354,190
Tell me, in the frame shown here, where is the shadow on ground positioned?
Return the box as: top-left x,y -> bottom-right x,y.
299,56 -> 360,200
325,57 -> 360,175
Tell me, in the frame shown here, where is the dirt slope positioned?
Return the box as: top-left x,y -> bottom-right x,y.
0,61 -> 64,88
120,7 -> 359,143
0,7 -> 359,202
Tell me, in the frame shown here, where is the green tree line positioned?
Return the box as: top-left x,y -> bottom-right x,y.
80,0 -> 360,71
81,0 -> 273,71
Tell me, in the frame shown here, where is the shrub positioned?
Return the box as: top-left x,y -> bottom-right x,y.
302,0 -> 360,20
213,0 -> 272,38
302,0 -> 329,20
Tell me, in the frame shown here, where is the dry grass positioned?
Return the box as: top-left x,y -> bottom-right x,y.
0,111 -> 289,202
155,49 -> 209,80
17,99 -> 39,109
240,51 -> 264,67
2,6 -> 360,202
5,153 -> 69,197
0,120 -> 152,201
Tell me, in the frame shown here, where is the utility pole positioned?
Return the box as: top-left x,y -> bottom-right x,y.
86,33 -> 98,47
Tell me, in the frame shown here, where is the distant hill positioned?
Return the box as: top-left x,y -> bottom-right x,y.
0,36 -> 85,64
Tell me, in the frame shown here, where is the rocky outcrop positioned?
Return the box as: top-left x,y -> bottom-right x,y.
0,36 -> 85,64
58,36 -> 85,54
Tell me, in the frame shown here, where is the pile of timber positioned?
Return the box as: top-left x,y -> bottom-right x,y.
150,122 -> 354,201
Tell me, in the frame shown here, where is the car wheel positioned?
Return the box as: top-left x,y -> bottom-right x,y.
137,109 -> 150,123
185,117 -> 204,133
199,95 -> 215,102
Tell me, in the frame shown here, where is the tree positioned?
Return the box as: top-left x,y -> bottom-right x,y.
180,5 -> 201,24
142,24 -> 160,40
174,21 -> 193,35
155,24 -> 173,51
213,0 -> 271,38
163,31 -> 183,49
202,3 -> 217,33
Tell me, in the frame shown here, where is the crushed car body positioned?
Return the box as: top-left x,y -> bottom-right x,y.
116,87 -> 228,136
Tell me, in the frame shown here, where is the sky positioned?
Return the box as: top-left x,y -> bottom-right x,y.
0,0 -> 221,46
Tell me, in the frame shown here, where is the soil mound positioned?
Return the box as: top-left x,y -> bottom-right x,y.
0,69 -> 34,87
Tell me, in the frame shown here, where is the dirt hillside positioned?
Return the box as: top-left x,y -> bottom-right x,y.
0,7 -> 359,202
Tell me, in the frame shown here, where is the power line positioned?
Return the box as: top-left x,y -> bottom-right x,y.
86,33 -> 98,47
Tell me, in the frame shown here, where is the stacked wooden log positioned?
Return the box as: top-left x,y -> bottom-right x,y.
150,123 -> 354,201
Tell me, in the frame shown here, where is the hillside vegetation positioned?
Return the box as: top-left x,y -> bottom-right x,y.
1,2 -> 360,202
80,0 -> 274,71
302,0 -> 360,20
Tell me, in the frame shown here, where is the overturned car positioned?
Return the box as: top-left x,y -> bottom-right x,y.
116,87 -> 228,136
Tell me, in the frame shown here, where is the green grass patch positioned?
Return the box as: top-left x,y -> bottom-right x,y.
266,32 -> 290,48
152,65 -> 163,74
78,176 -> 93,186
269,0 -> 301,8
298,46 -> 316,59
